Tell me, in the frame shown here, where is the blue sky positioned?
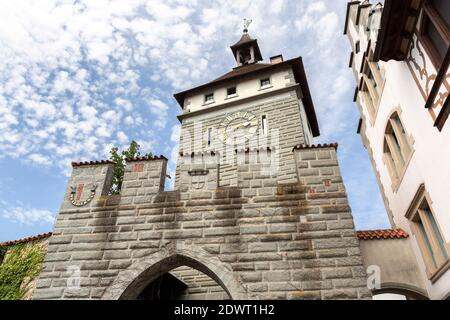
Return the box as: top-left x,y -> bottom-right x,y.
0,0 -> 390,242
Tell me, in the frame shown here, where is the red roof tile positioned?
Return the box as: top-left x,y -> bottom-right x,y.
72,160 -> 115,167
1,232 -> 52,246
126,155 -> 168,162
356,228 -> 409,240
292,143 -> 338,151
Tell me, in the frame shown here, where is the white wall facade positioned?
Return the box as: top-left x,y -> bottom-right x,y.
345,1 -> 450,300
183,68 -> 294,112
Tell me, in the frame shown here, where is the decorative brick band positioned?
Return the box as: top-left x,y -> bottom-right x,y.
292,143 -> 338,152
126,155 -> 168,162
356,228 -> 409,240
1,232 -> 52,246
71,160 -> 115,167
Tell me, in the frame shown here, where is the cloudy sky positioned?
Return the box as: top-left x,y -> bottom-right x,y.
0,0 -> 390,242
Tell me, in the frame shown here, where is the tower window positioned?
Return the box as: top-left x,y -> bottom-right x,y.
261,115 -> 268,135
207,128 -> 212,146
260,78 -> 271,88
361,52 -> 384,124
383,112 -> 413,189
239,48 -> 252,65
227,87 -> 237,97
406,185 -> 449,281
204,93 -> 214,104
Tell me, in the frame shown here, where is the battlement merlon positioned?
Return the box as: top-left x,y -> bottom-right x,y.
60,160 -> 115,211
60,143 -> 341,210
177,151 -> 219,192
120,156 -> 168,205
292,143 -> 345,193
60,156 -> 168,210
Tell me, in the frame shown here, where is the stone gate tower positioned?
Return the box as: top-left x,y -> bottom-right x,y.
33,29 -> 371,300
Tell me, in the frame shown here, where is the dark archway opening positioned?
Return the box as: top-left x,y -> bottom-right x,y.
135,266 -> 230,300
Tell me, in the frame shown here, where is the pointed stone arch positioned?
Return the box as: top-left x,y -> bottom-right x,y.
102,244 -> 248,300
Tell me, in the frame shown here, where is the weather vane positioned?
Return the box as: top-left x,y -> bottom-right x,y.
243,18 -> 252,33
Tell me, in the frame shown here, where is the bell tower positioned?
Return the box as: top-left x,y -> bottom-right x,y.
230,19 -> 263,67
173,21 -> 320,187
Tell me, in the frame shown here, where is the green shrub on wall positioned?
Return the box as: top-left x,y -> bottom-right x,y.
0,243 -> 45,300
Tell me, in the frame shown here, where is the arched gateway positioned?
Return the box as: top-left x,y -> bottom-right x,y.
102,245 -> 247,300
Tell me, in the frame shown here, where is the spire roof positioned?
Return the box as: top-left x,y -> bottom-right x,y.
230,32 -> 255,49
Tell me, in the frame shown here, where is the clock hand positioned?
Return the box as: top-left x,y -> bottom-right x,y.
234,122 -> 251,130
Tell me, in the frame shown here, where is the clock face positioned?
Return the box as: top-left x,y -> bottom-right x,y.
219,111 -> 259,145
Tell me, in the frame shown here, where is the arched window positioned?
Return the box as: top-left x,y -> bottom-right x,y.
383,112 -> 412,187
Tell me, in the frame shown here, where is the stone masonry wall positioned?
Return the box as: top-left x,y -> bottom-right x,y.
33,145 -> 371,300
171,266 -> 229,300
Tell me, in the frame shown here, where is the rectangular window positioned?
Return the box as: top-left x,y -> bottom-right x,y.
367,49 -> 385,91
261,115 -> 268,135
360,83 -> 376,122
361,51 -> 384,123
204,93 -> 214,104
260,78 -> 271,88
407,185 -> 450,281
420,0 -> 450,69
355,41 -> 360,54
207,128 -> 212,146
368,69 -> 381,98
227,87 -> 237,97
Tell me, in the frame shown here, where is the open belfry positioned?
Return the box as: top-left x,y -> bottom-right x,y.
32,24 -> 371,300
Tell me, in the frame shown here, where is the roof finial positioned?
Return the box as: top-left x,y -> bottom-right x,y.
243,18 -> 252,33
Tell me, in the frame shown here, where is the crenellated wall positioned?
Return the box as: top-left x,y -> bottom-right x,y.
33,146 -> 371,300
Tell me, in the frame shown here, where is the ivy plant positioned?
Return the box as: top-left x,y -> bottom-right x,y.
109,140 -> 152,194
0,243 -> 45,300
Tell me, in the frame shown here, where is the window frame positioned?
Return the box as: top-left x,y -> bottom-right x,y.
360,82 -> 377,124
418,0 -> 450,70
382,111 -> 414,191
261,115 -> 268,136
226,86 -> 237,99
360,50 -> 385,125
206,127 -> 212,147
406,184 -> 450,282
204,93 -> 215,105
259,77 -> 272,89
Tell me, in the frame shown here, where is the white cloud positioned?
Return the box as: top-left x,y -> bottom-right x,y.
307,2 -> 326,14
170,124 -> 181,143
29,153 -> 51,166
117,131 -> 128,143
316,12 -> 339,46
3,206 -> 55,225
